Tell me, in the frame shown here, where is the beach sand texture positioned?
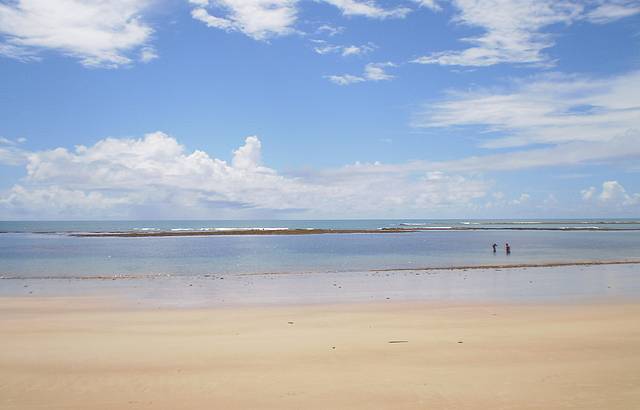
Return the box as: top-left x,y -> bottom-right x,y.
1,298 -> 639,409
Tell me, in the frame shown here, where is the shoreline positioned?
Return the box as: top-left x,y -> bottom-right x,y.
1,297 -> 639,409
2,259 -> 640,280
2,263 -> 639,309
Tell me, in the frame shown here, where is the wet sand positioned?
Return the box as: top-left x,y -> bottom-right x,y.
1,297 -> 639,409
3,263 -> 640,307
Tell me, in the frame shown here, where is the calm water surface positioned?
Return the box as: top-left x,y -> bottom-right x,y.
1,219 -> 639,278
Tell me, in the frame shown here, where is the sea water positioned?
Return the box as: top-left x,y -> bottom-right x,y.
1,219 -> 639,278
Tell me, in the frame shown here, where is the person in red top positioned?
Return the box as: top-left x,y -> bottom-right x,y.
505,243 -> 511,254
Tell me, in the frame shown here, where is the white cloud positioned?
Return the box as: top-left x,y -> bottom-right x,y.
364,61 -> 394,80
413,70 -> 640,148
600,180 -> 627,201
0,41 -> 38,62
190,0 -> 298,40
189,0 -> 414,39
0,132 -> 491,218
482,192 -> 533,209
190,0 -> 300,40
581,181 -> 640,207
341,43 -> 374,56
232,135 -> 262,168
428,131 -> 640,172
139,46 -> 158,63
319,129 -> 640,180
4,131 -> 638,218
316,24 -> 344,36
311,40 -> 375,57
327,61 -> 395,85
312,40 -> 375,56
0,0 -> 154,68
412,0 -> 639,67
312,40 -> 341,55
326,73 -> 365,85
412,0 -> 582,67
413,0 -> 442,11
581,186 -> 596,200
1,185 -> 133,216
586,0 -> 640,23
599,181 -> 640,205
321,0 -> 411,19
0,137 -> 28,166
510,193 -> 530,205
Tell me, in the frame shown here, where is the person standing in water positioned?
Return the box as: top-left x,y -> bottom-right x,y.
492,243 -> 497,253
505,243 -> 511,254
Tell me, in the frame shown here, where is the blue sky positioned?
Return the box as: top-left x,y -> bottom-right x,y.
0,0 -> 639,219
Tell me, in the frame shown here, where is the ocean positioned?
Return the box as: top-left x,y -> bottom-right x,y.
1,219 -> 639,278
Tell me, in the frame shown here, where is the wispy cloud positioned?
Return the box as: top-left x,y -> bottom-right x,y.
428,132 -> 640,172
321,0 -> 412,19
0,136 -> 28,166
189,0 -> 412,40
413,70 -> 640,148
315,24 -> 344,36
321,131 -> 640,177
0,0 -> 154,68
413,0 -> 442,12
327,61 -> 395,85
139,46 -> 158,63
412,0 -> 639,67
312,39 -> 375,56
190,0 -> 299,40
586,0 -> 640,24
412,0 -> 582,67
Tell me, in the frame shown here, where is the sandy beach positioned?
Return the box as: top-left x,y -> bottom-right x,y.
1,297 -> 639,409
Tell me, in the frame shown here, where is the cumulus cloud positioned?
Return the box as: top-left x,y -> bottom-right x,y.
0,0 -> 154,68
1,185 -> 134,218
412,0 -> 639,67
0,132 -> 490,218
581,181 -> 640,206
413,70 -> 640,148
326,61 -> 395,85
4,131 -> 639,218
232,135 -> 262,168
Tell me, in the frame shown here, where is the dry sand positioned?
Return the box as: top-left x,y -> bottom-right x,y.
1,297 -> 639,409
